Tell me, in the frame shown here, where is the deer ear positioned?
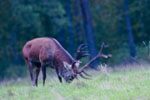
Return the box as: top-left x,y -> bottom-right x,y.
72,60 -> 81,69
75,61 -> 81,68
63,61 -> 72,69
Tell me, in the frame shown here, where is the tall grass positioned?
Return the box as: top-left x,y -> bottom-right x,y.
0,64 -> 150,100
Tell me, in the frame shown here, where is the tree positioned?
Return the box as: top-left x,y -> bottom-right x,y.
80,0 -> 99,68
63,0 -> 74,56
71,0 -> 86,50
124,0 -> 136,59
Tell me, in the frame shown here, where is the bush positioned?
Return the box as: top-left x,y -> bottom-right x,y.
4,65 -> 27,80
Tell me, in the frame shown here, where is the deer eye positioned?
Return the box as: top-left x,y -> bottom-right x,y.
69,76 -> 74,80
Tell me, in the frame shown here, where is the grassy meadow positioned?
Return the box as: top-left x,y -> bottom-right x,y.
0,64 -> 150,100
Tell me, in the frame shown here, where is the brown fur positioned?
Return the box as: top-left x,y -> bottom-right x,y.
22,37 -> 76,86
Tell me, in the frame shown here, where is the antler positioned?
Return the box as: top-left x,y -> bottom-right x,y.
75,44 -> 89,60
77,42 -> 111,74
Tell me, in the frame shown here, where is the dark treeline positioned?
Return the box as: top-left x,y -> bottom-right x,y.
0,0 -> 150,79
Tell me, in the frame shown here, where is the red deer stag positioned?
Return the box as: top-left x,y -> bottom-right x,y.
22,37 -> 111,86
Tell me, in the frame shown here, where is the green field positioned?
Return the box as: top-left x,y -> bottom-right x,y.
0,65 -> 150,100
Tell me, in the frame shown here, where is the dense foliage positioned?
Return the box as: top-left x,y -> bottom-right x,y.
0,0 -> 149,79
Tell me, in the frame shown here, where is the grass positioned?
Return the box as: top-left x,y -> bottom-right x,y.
0,64 -> 150,100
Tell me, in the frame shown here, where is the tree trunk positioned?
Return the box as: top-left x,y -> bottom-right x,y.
58,28 -> 67,49
80,0 -> 99,68
124,0 -> 136,59
72,0 -> 85,45
64,1 -> 74,56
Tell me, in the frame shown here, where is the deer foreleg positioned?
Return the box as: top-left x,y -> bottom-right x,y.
41,64 -> 47,86
56,68 -> 62,83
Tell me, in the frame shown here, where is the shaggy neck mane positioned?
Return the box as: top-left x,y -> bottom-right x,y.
52,38 -> 74,64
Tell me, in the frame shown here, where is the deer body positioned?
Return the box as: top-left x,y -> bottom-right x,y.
22,37 -> 77,86
23,37 -> 74,67
22,37 -> 111,86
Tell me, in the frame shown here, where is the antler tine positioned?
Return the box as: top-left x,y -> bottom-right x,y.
101,54 -> 112,58
98,42 -> 104,55
77,44 -> 87,51
76,43 -> 89,60
82,70 -> 91,77
79,73 -> 91,79
78,42 -> 106,73
77,44 -> 89,54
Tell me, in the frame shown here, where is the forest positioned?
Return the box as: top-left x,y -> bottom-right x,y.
0,0 -> 150,80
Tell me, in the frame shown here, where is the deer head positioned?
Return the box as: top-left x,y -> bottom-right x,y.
60,44 -> 89,83
62,43 -> 111,83
61,61 -> 77,83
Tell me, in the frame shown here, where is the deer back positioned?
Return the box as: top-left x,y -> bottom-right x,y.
22,37 -> 74,68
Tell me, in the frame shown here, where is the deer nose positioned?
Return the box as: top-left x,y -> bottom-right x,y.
71,76 -> 74,79
69,76 -> 74,81
73,74 -> 77,78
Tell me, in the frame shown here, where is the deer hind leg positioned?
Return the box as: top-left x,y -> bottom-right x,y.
25,60 -> 34,85
40,52 -> 53,86
33,62 -> 41,86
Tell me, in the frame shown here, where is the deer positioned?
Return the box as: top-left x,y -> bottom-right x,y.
22,37 -> 111,86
